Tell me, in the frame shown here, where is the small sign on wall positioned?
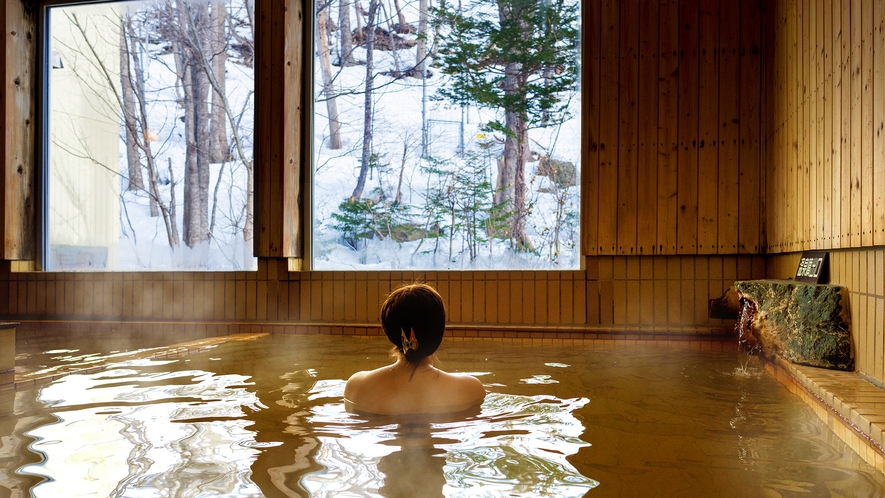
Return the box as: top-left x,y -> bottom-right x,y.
795,251 -> 828,284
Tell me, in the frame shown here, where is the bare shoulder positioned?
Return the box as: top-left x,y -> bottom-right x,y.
440,371 -> 486,405
343,369 -> 372,400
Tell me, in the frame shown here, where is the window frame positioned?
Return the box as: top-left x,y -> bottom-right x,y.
36,0 -> 261,272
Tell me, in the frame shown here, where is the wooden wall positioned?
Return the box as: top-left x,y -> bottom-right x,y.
254,0 -> 305,259
0,0 -> 775,336
583,0 -> 763,257
0,1 -> 36,260
763,0 -> 885,251
0,255 -> 760,332
762,1 -> 885,385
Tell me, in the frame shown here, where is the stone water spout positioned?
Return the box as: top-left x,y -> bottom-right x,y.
735,297 -> 759,353
733,280 -> 853,371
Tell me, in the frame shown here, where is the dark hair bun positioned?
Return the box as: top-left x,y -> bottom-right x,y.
381,284 -> 446,363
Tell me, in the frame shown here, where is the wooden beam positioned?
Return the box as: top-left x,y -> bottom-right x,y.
582,0 -> 601,256
254,0 -> 304,259
0,1 -> 36,260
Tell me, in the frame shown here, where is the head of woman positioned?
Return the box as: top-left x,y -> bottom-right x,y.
381,284 -> 446,364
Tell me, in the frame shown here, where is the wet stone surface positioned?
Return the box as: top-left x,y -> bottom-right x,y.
735,279 -> 853,371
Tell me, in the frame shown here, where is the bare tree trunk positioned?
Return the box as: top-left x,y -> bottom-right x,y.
168,158 -> 180,244
495,69 -> 532,249
494,1 -> 532,250
175,0 -> 212,248
504,104 -> 532,250
417,0 -> 427,65
407,0 -> 427,77
338,0 -> 357,66
354,0 -> 364,35
184,0 -> 254,248
125,15 -> 179,237
396,140 -> 406,202
244,160 -> 253,250
351,0 -> 378,201
208,0 -> 228,163
120,15 -> 144,191
392,0 -> 407,28
317,0 -> 342,149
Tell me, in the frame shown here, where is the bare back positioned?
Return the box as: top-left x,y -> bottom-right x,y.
344,360 -> 486,415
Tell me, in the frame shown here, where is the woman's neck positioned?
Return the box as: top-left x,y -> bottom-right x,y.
393,356 -> 434,372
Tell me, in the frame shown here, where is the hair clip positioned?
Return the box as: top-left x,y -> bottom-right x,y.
401,328 -> 419,354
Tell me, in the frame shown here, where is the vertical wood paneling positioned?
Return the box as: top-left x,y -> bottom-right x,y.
876,0 -> 885,246
861,0 -> 874,247
617,0 -> 640,255
718,0 -> 740,253
765,0 -> 885,254
677,0 -> 699,254
823,0 -> 833,249
582,0 -> 601,256
510,273 -> 523,324
598,0 -> 619,255
809,0 -> 818,247
766,0 -> 781,251
833,0 -> 844,249
800,0 -> 808,250
850,0 -> 862,247
788,0 -> 798,252
657,0 -> 679,254
816,0 -> 826,248
738,0 -> 761,254
841,0 -> 851,248
697,0 -> 719,254
797,0 -> 807,251
636,0 -> 659,255
842,0 -> 860,247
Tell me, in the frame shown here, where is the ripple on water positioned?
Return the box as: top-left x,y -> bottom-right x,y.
298,390 -> 598,497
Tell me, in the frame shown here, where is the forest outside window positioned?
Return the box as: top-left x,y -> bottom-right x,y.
44,1 -> 256,271
312,0 -> 582,270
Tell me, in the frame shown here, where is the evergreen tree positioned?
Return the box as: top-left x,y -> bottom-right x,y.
433,0 -> 579,250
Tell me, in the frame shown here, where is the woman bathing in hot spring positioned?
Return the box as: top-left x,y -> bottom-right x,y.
344,283 -> 486,415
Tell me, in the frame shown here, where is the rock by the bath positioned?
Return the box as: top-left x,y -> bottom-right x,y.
734,280 -> 853,370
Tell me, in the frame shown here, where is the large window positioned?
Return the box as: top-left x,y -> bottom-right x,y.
312,0 -> 581,270
44,1 -> 255,271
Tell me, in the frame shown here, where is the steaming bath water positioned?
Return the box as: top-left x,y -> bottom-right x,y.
2,334 -> 884,497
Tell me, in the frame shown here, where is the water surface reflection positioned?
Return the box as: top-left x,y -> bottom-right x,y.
3,335 -> 885,498
286,380 -> 595,497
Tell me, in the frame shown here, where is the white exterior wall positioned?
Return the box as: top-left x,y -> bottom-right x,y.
49,4 -> 122,269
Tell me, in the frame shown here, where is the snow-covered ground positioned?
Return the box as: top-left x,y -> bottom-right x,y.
48,1 -> 256,271
312,2 -> 582,270
47,0 -> 580,272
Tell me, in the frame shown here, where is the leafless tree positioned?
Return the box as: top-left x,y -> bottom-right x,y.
317,0 -> 342,149
120,16 -> 144,191
67,10 -> 180,248
338,0 -> 358,66
208,0 -> 229,163
351,0 -> 380,201
172,0 -> 255,247
162,1 -> 212,248
123,13 -> 179,244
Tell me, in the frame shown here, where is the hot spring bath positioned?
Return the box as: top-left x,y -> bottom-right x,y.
1,333 -> 884,497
